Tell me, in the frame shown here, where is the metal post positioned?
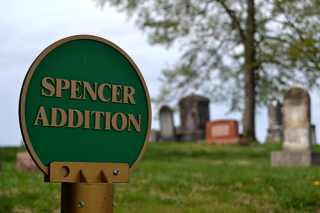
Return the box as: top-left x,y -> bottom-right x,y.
61,182 -> 114,213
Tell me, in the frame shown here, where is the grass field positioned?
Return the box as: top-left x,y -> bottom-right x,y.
1,143 -> 320,213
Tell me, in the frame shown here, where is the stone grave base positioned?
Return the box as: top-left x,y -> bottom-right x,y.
265,129 -> 282,143
199,138 -> 249,146
265,125 -> 283,143
177,130 -> 205,142
271,151 -> 320,167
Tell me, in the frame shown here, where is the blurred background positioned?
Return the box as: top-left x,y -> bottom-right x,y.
1,0 -> 320,146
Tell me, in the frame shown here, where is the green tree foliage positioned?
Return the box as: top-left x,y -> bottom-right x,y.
94,0 -> 320,139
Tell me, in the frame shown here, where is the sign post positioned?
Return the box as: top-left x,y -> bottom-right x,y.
19,35 -> 151,212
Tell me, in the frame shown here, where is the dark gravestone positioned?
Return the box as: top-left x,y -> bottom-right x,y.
178,94 -> 210,141
271,87 -> 320,167
159,106 -> 176,141
311,124 -> 317,145
265,99 -> 283,143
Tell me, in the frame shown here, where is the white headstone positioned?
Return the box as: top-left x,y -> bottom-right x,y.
283,87 -> 311,151
270,88 -> 320,167
159,106 -> 176,141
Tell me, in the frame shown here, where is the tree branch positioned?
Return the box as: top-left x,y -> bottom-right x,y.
216,0 -> 246,44
272,0 -> 303,38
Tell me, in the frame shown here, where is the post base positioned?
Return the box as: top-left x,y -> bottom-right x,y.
61,182 -> 114,213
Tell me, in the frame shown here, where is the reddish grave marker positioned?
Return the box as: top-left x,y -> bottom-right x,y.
202,120 -> 248,145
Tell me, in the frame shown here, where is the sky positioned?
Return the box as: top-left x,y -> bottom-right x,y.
0,0 -> 319,146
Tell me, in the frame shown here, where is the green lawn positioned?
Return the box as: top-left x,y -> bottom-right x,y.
1,143 -> 320,213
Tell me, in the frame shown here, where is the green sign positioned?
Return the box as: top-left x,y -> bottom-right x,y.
19,35 -> 151,175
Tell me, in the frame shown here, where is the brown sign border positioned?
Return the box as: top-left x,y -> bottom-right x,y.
19,35 -> 151,175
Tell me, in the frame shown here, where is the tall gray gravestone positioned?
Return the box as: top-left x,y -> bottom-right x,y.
265,99 -> 283,143
178,94 -> 210,141
271,87 -> 320,167
159,106 -> 176,141
282,87 -> 311,151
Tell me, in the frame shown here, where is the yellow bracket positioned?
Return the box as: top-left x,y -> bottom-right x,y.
45,162 -> 129,183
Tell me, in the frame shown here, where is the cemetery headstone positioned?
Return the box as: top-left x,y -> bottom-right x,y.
178,94 -> 210,141
159,106 -> 176,141
311,124 -> 317,145
149,129 -> 159,142
16,152 -> 40,172
271,87 -> 320,167
201,120 -> 248,145
265,99 -> 283,143
282,87 -> 311,151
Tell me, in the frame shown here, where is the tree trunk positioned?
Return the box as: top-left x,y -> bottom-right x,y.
243,0 -> 256,141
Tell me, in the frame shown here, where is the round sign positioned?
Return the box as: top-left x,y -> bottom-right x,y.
19,35 -> 151,175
